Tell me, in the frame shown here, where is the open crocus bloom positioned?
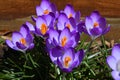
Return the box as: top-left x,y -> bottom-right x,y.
85,11 -> 110,40
50,47 -> 84,72
107,44 -> 120,80
57,13 -> 77,33
6,25 -> 34,53
46,28 -> 80,51
35,14 -> 54,37
62,4 -> 81,23
36,0 -> 56,16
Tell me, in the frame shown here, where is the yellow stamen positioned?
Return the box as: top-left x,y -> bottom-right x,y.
40,23 -> 48,35
43,9 -> 49,15
66,23 -> 71,30
64,56 -> 71,67
93,22 -> 99,28
68,13 -> 73,18
61,36 -> 67,47
20,38 -> 26,45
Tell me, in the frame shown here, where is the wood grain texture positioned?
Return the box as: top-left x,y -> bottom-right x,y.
0,0 -> 120,19
0,0 -> 120,41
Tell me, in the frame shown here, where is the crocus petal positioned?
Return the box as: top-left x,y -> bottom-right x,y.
61,68 -> 72,73
90,11 -> 100,22
36,6 -> 44,16
58,13 -> 68,23
31,16 -> 37,22
50,3 -> 56,14
57,13 -> 68,30
57,57 -> 64,69
70,32 -> 80,47
36,17 -> 46,29
46,38 -> 56,51
28,43 -> 34,50
69,17 -> 76,29
65,40 -> 74,48
74,49 -> 84,67
75,11 -> 81,23
111,71 -> 120,80
64,4 -> 74,17
59,28 -> 71,44
107,56 -> 117,70
49,47 -> 63,64
48,29 -> 59,43
85,17 -> 93,32
40,0 -> 50,10
16,42 -> 26,49
77,21 -> 85,34
90,27 -> 102,36
6,40 -> 18,50
43,14 -> 54,28
112,44 -> 120,61
98,17 -> 106,29
102,24 -> 110,35
12,32 -> 23,44
25,33 -> 33,45
26,22 -> 35,31
34,26 -> 42,36
62,48 -> 74,66
20,25 -> 29,38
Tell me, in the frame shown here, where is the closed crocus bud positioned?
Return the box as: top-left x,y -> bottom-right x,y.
84,11 -> 110,40
6,25 -> 34,53
107,44 -> 120,80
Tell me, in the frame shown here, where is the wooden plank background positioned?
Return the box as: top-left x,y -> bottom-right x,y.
0,0 -> 120,19
0,0 -> 120,41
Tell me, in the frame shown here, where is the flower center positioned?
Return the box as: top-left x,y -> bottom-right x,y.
64,56 -> 71,68
61,36 -> 67,47
68,13 -> 73,18
117,60 -> 120,71
43,9 -> 49,15
40,23 -> 48,35
20,38 -> 26,45
93,22 -> 99,28
66,23 -> 71,30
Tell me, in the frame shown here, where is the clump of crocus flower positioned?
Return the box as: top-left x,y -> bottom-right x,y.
84,11 -> 110,40
107,44 -> 120,80
5,0 -> 111,77
6,25 -> 34,53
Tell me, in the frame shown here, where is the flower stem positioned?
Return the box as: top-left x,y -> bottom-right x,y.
62,73 -> 67,80
85,39 -> 94,53
101,36 -> 107,57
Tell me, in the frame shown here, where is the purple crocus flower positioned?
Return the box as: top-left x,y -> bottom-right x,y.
36,0 -> 56,16
61,4 -> 81,23
50,47 -> 84,72
6,25 -> 34,53
57,13 -> 77,33
107,44 -> 120,80
84,11 -> 110,40
46,28 -> 80,51
35,14 -> 54,37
